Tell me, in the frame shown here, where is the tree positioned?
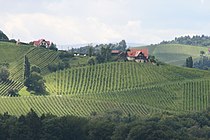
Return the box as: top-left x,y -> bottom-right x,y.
8,89 -> 18,97
186,56 -> 193,68
25,72 -> 45,93
0,66 -> 10,81
24,109 -> 42,140
88,58 -> 95,65
49,42 -> 58,51
31,65 -> 41,73
88,46 -> 94,57
118,40 -> 127,51
0,30 -> 9,40
148,55 -> 156,63
24,56 -> 30,80
200,51 -> 205,56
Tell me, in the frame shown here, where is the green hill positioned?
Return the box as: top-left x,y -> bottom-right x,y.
42,62 -> 210,116
135,44 -> 209,66
45,62 -> 210,95
0,42 -> 60,95
0,41 -> 210,117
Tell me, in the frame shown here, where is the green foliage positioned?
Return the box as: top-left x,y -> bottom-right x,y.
186,56 -> 193,68
31,65 -> 41,73
118,40 -> 127,51
48,61 -> 69,72
88,58 -> 95,65
8,89 -> 19,97
25,72 -> 45,93
23,55 -> 30,80
48,42 -> 58,51
88,46 -> 94,57
160,35 -> 210,47
1,109 -> 210,139
0,66 -> 10,81
96,46 -> 112,63
0,30 -> 9,40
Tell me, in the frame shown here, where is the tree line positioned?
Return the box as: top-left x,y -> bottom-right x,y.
0,109 -> 210,139
160,35 -> 210,47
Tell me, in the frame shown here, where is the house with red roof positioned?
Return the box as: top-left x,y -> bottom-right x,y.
33,39 -> 51,48
127,48 -> 149,62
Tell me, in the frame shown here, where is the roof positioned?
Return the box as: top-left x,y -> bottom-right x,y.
111,50 -> 122,54
33,39 -> 50,46
127,48 -> 149,58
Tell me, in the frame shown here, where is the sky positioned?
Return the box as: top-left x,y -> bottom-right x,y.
0,0 -> 210,47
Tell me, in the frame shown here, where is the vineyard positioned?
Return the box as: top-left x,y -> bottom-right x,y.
0,42 -> 210,117
45,62 -> 210,95
0,79 -> 210,117
9,47 -> 60,82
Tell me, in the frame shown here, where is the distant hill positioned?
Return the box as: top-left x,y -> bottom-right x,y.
160,35 -> 210,47
134,44 -> 209,66
0,30 -> 9,41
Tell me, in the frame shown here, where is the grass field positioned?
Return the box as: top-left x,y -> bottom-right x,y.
135,44 -> 209,66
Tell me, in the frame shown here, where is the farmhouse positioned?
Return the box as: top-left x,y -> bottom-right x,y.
127,48 -> 148,62
33,39 -> 51,48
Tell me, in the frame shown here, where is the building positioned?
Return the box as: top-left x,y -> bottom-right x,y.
33,39 -> 51,48
127,48 -> 149,62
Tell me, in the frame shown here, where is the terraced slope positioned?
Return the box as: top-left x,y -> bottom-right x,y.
0,68 -> 209,117
1,42 -> 210,117
9,47 -> 60,82
45,62 -> 210,95
0,42 -> 59,95
0,96 -> 162,117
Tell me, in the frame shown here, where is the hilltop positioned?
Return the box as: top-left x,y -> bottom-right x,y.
134,43 -> 209,66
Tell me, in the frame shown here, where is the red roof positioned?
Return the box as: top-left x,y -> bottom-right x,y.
33,39 -> 50,47
127,48 -> 149,58
111,50 -> 122,54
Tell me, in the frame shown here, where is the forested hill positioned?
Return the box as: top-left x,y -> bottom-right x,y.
160,35 -> 210,47
0,30 -> 9,41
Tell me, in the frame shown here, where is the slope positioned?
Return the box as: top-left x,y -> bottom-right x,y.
45,62 -> 210,95
135,44 -> 209,66
42,62 -> 210,116
0,42 -> 60,95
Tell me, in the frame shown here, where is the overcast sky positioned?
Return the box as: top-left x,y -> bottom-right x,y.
0,0 -> 210,46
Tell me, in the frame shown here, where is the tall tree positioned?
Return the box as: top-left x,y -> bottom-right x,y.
0,66 -> 10,81
24,55 -> 30,80
88,46 -> 94,57
186,56 -> 193,68
119,40 -> 127,51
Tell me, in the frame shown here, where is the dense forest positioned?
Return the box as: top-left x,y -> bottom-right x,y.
1,109 -> 210,140
160,35 -> 210,47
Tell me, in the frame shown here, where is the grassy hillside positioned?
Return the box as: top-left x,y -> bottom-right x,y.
45,62 -> 210,95
0,42 -> 31,63
42,62 -> 210,116
0,62 -> 209,116
9,47 -> 60,82
135,44 -> 209,66
0,42 -> 60,95
1,42 -> 210,117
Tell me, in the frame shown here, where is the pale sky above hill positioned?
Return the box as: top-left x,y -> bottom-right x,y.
0,0 -> 210,46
